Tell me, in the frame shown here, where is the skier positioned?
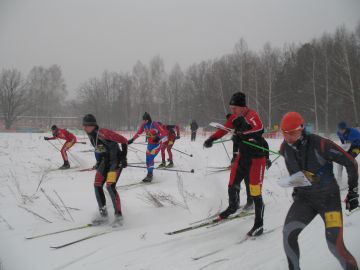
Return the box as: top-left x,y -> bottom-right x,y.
280,112 -> 359,270
44,125 -> 77,169
204,92 -> 268,236
190,120 -> 199,141
82,114 -> 128,223
127,112 -> 165,182
158,123 -> 180,168
337,121 -> 360,158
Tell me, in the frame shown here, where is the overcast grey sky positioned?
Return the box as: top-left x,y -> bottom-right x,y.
0,0 -> 359,96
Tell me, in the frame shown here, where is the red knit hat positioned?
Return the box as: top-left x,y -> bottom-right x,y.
281,112 -> 305,132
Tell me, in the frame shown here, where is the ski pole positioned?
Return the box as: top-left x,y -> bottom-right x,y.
127,165 -> 195,173
241,140 -> 280,155
213,139 -> 232,144
172,147 -> 193,157
128,145 -> 146,154
220,140 -> 231,161
76,142 -> 87,144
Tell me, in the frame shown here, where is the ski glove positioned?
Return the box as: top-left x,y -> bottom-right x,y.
266,159 -> 272,170
232,116 -> 251,132
345,187 -> 359,211
127,138 -> 134,145
44,137 -> 50,140
203,138 -> 214,148
152,136 -> 160,144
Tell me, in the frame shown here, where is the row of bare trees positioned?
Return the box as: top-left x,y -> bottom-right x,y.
0,65 -> 66,129
1,24 -> 359,132
74,24 -> 360,132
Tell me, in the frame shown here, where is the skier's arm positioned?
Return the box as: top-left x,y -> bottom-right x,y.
323,138 -> 358,190
99,129 -> 128,144
210,118 -> 233,140
131,123 -> 145,141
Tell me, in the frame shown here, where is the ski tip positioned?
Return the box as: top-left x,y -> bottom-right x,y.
191,169 -> 195,173
165,232 -> 173,235
190,154 -> 193,157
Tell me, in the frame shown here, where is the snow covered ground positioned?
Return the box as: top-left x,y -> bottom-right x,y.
0,132 -> 359,270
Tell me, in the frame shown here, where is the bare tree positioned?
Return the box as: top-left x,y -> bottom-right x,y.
0,69 -> 29,129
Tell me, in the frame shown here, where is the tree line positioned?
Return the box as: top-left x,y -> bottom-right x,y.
1,24 -> 359,132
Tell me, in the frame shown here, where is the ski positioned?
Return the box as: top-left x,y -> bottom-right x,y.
346,206 -> 360,216
191,226 -> 281,260
25,223 -> 93,239
165,211 -> 254,235
117,181 -> 156,190
50,229 -> 113,249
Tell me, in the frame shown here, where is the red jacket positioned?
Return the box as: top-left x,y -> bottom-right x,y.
49,128 -> 77,143
211,109 -> 266,157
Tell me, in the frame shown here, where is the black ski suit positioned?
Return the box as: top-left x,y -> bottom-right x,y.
280,133 -> 358,270
87,127 -> 128,215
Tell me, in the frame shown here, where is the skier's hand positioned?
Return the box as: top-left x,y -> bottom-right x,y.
232,116 -> 251,132
345,188 -> 359,211
44,136 -> 49,140
203,138 -> 214,148
152,136 -> 160,144
266,159 -> 272,170
127,138 -> 134,145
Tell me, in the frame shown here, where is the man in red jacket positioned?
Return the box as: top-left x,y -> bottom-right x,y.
204,92 -> 268,236
44,125 -> 77,169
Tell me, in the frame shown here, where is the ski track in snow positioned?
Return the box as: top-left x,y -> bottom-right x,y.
0,133 -> 359,270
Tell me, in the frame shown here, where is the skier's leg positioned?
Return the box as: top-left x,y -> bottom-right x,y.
146,143 -> 161,174
94,169 -> 106,209
247,157 -> 266,236
160,141 -> 167,163
320,190 -> 358,270
105,169 -> 122,215
283,199 -> 317,270
167,140 -> 174,162
244,174 -> 253,206
60,144 -> 68,162
219,154 -> 245,219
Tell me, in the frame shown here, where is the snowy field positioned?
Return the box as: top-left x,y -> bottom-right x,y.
0,132 -> 359,270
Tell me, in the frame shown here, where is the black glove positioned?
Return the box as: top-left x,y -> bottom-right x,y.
44,137 -> 49,140
127,138 -> 134,145
203,138 -> 214,148
153,136 -> 160,144
120,158 -> 127,168
345,188 -> 359,211
176,135 -> 180,140
266,159 -> 272,170
232,116 -> 251,132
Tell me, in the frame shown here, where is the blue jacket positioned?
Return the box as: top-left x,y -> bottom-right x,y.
337,128 -> 360,148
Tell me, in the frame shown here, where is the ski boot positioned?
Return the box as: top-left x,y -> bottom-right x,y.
112,211 -> 124,227
247,222 -> 263,236
142,173 -> 153,183
157,161 -> 166,168
59,160 -> 70,170
218,186 -> 240,220
92,206 -> 108,225
166,160 -> 174,168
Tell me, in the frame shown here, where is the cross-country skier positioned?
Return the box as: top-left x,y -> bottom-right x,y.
204,92 -> 268,236
44,125 -> 77,169
127,112 -> 165,182
82,114 -> 128,223
158,123 -> 180,168
190,120 -> 199,141
280,112 -> 359,270
337,121 -> 360,158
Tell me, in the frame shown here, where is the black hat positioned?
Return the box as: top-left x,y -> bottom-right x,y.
51,125 -> 58,131
143,112 -> 152,122
82,114 -> 97,126
229,92 -> 246,107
